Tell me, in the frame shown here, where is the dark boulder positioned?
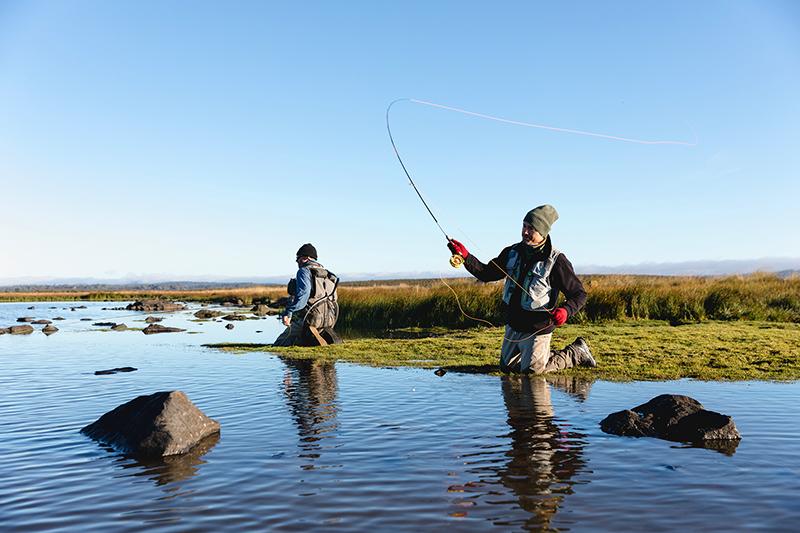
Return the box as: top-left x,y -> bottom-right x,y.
81,391 -> 220,456
127,300 -> 186,312
93,322 -> 117,327
42,325 -> 59,336
194,309 -> 223,319
94,367 -> 137,375
17,317 -> 35,323
8,325 -> 34,335
225,323 -> 234,330
601,394 -> 741,444
142,324 -> 186,335
145,316 -> 163,323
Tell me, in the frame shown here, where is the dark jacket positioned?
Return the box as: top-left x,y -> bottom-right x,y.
464,236 -> 587,334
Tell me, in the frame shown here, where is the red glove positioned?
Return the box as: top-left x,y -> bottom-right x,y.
447,239 -> 469,258
551,307 -> 568,326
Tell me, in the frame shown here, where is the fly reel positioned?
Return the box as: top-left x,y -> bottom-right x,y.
449,254 -> 464,268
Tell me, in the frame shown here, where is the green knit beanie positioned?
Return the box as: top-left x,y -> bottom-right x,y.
523,204 -> 559,238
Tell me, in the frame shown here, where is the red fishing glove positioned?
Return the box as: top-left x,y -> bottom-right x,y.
551,307 -> 568,326
447,239 -> 469,258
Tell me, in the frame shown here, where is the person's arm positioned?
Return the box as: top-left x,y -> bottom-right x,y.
552,255 -> 587,318
464,247 -> 510,283
282,267 -> 312,318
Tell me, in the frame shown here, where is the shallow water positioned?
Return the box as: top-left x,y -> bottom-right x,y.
1,301 -> 799,531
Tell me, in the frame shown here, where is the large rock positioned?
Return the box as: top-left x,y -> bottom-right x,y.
142,324 -> 186,335
8,325 -> 34,335
600,394 -> 741,442
194,309 -> 224,319
81,391 -> 220,456
126,300 -> 186,312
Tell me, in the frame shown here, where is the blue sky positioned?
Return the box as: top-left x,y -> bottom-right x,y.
1,1 -> 798,281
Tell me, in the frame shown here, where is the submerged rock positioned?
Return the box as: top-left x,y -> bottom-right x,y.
42,325 -> 59,336
144,316 -> 163,323
93,322 -> 117,327
600,394 -> 741,443
194,309 -> 223,319
142,324 -> 186,335
81,390 -> 220,456
53,317 -> 65,321
94,367 -> 137,375
111,324 -> 128,331
126,300 -> 186,312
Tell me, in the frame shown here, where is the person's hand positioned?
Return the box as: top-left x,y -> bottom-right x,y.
281,315 -> 291,327
447,239 -> 469,258
550,307 -> 568,326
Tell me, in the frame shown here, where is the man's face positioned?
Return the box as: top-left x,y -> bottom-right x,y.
521,222 -> 544,246
296,256 -> 308,266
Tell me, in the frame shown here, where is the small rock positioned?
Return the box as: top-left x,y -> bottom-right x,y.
111,324 -> 128,331
32,319 -> 52,325
225,323 -> 234,330
42,325 -> 59,335
145,316 -> 163,323
142,324 -> 186,335
80,318 -> 92,321
434,368 -> 447,377
126,300 -> 186,312
93,322 -> 117,327
27,306 -> 35,310
194,310 -> 223,319
53,317 -> 65,321
94,367 -> 137,375
17,317 -> 35,323
222,314 -> 247,321
251,304 -> 280,316
80,390 -> 220,456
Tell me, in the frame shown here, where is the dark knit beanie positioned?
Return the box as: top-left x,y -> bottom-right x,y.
523,205 -> 559,238
296,243 -> 318,260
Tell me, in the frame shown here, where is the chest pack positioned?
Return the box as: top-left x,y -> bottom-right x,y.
501,246 -> 561,312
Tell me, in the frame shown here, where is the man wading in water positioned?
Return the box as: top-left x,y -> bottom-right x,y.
447,205 -> 596,373
274,243 -> 341,346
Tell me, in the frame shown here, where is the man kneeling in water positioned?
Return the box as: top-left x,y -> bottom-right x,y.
274,243 -> 341,347
447,205 -> 596,373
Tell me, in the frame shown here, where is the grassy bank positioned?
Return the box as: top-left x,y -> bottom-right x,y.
2,274 -> 798,329
209,320 -> 800,381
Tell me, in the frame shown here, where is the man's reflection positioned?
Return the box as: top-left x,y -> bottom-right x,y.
279,357 -> 339,469
497,376 -> 589,529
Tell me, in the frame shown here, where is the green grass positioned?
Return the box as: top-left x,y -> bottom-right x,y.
208,320 -> 800,381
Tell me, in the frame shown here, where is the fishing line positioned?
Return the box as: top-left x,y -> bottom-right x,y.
387,97 -> 695,335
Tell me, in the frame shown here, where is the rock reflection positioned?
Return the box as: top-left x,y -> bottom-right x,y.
279,357 -> 339,469
123,432 -> 220,487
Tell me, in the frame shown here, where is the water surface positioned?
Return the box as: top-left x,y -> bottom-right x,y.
1,302 -> 798,531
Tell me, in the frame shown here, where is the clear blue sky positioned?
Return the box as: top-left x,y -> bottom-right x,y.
1,1 -> 798,281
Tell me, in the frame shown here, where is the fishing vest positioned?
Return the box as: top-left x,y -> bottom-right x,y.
502,246 -> 561,312
303,263 -> 339,329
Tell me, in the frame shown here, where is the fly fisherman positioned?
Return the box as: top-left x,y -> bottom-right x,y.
447,205 -> 596,373
274,243 -> 341,346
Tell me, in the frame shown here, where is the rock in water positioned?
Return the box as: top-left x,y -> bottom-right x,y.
8,325 -> 34,335
600,394 -> 741,443
222,314 -> 247,321
194,309 -> 223,319
17,317 -> 35,323
42,324 -> 59,335
81,391 -> 220,456
126,300 -> 186,312
251,304 -> 280,316
32,319 -> 52,325
144,316 -> 163,323
111,323 -> 128,331
225,323 -> 234,330
94,367 -> 137,375
142,324 -> 186,335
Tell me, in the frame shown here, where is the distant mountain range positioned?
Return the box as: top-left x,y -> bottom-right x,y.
0,258 -> 797,290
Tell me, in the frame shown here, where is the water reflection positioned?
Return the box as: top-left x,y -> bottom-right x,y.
121,432 -> 220,487
279,357 -> 340,469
